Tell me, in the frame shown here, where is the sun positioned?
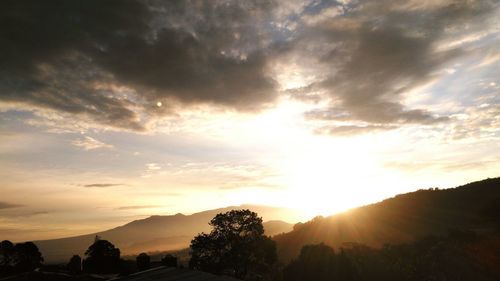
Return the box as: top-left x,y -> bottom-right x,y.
278,134 -> 382,219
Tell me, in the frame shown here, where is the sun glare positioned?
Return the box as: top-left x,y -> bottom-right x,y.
188,98 -> 386,220
280,141 -> 367,218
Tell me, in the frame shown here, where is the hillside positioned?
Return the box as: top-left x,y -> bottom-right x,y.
274,177 -> 500,261
35,205 -> 295,263
33,178 -> 500,264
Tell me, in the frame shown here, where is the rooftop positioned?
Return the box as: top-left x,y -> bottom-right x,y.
109,267 -> 241,281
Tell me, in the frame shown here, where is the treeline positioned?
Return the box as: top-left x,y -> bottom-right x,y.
283,229 -> 500,281
186,210 -> 500,281
2,208 -> 500,281
0,236 -> 179,277
184,209 -> 500,281
0,241 -> 43,274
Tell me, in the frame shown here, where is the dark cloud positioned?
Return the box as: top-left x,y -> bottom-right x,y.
305,106 -> 449,124
83,183 -> 124,188
0,205 -> 48,219
0,0 -> 149,130
7,211 -> 50,218
91,0 -> 278,109
0,0 -> 496,133
0,0 -> 277,130
294,0 -> 495,127
0,202 -> 22,210
315,124 -> 398,136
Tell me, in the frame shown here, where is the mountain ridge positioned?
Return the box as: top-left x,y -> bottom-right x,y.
34,204 -> 296,263
34,178 -> 500,263
274,177 -> 500,261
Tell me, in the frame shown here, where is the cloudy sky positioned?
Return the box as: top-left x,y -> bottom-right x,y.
1,0 -> 499,241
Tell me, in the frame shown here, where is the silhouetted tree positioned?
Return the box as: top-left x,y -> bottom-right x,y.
283,243 -> 359,281
189,209 -> 277,281
67,255 -> 82,274
294,233 -> 500,281
82,236 -> 121,273
161,254 -> 177,267
483,197 -> 500,226
136,252 -> 150,271
11,242 -> 43,272
0,240 -> 14,274
336,249 -> 359,281
283,243 -> 336,281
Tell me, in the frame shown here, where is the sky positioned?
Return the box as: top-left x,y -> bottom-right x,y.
0,0 -> 499,241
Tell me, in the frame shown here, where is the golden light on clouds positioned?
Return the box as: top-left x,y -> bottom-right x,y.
0,0 -> 498,242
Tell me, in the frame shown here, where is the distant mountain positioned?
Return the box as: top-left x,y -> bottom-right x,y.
35,178 -> 500,264
274,177 -> 500,261
35,205 -> 295,263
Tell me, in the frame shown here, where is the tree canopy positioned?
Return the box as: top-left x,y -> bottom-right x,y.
0,240 -> 43,274
283,243 -> 359,281
161,254 -> 178,267
67,254 -> 82,274
82,236 -> 121,273
189,209 -> 277,280
0,240 -> 14,268
12,242 -> 44,272
136,252 -> 150,271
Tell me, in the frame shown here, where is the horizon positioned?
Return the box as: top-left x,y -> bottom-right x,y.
4,177 -> 497,243
1,0 -> 499,242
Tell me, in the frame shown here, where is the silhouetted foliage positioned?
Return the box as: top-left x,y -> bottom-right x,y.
161,254 -> 178,267
82,236 -> 121,273
11,242 -> 43,272
283,243 -> 359,281
284,232 -> 500,281
67,255 -> 82,274
0,241 -> 43,275
189,209 -> 277,281
118,259 -> 137,276
136,252 -> 150,271
0,240 -> 14,274
483,196 -> 500,226
0,241 -> 14,263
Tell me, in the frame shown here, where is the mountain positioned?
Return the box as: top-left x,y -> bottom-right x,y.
34,178 -> 500,264
35,205 -> 295,263
274,177 -> 500,261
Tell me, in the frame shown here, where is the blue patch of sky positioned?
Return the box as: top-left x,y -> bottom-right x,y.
0,110 -> 38,133
301,0 -> 342,16
267,0 -> 347,44
420,46 -> 499,114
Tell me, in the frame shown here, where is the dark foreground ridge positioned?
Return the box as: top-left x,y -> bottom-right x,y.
1,177 -> 500,281
275,177 -> 500,261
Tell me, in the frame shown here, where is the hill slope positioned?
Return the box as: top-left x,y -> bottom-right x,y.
274,177 -> 500,261
35,205 -> 295,263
